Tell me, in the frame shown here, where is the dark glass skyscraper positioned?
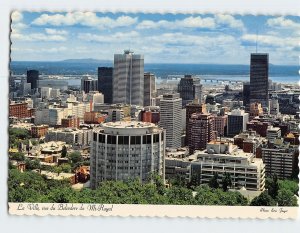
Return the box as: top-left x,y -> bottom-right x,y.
243,82 -> 250,110
250,53 -> 269,109
178,75 -> 202,107
27,70 -> 39,89
81,76 -> 98,93
98,67 -> 113,104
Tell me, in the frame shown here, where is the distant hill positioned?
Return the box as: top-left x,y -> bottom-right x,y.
61,58 -> 112,64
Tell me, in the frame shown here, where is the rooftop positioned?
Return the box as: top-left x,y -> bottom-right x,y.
102,121 -> 155,129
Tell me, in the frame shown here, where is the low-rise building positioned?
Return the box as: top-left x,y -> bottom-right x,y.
189,141 -> 265,191
45,128 -> 92,146
261,140 -> 298,179
31,125 -> 49,138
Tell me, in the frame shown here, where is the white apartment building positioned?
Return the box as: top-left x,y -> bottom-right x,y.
90,121 -> 166,188
159,93 -> 182,149
189,141 -> 266,191
46,128 -> 92,146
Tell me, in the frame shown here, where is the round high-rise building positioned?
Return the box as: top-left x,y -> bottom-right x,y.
90,121 -> 165,189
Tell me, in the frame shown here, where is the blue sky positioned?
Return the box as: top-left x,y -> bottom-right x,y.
11,12 -> 300,65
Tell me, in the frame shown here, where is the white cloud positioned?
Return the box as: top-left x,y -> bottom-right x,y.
267,16 -> 300,30
11,11 -> 23,22
241,33 -> 299,48
32,12 -> 138,29
45,28 -> 68,35
137,16 -> 216,30
137,14 -> 244,30
215,14 -> 245,30
11,46 -> 67,53
11,32 -> 67,41
78,31 -> 139,42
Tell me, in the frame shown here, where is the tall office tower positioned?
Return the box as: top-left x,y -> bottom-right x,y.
243,82 -> 250,110
27,70 -> 39,89
113,50 -> 144,106
178,75 -> 202,107
159,93 -> 182,149
185,99 -> 206,146
144,72 -> 156,106
81,76 -> 98,93
90,121 -> 165,188
98,67 -> 113,104
188,112 -> 216,154
250,53 -> 269,109
227,109 -> 249,137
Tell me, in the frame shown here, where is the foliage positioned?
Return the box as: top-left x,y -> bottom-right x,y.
250,191 -> 276,206
25,159 -> 41,170
209,173 -> 219,189
278,179 -> 299,196
10,152 -> 25,161
277,189 -> 298,206
268,174 -> 279,199
9,128 -> 31,147
60,163 -> 72,173
61,145 -> 67,158
221,172 -> 232,192
68,151 -> 83,164
7,168 -> 298,206
194,185 -> 248,206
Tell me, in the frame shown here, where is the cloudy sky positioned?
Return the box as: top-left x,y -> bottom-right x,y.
10,12 -> 300,65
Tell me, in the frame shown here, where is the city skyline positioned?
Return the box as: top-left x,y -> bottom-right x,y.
11,12 -> 300,65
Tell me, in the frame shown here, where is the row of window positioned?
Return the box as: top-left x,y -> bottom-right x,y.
93,133 -> 162,144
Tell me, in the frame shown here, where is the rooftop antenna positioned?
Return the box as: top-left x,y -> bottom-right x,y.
255,29 -> 258,53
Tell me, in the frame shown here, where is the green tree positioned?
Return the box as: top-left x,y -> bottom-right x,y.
250,191 -> 276,206
53,166 -> 63,176
278,179 -> 299,196
277,189 -> 298,206
10,152 -> 25,161
25,159 -> 41,170
209,173 -> 219,189
68,151 -> 83,164
268,174 -> 279,199
221,172 -> 232,192
60,163 -> 71,173
61,145 -> 67,158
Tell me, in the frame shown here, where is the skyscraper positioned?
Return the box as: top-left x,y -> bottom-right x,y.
27,70 -> 39,89
98,67 -> 113,104
185,99 -> 206,146
113,50 -> 144,106
250,53 -> 269,109
243,82 -> 250,110
81,76 -> 98,93
178,75 -> 202,107
144,72 -> 156,106
188,112 -> 216,154
159,93 -> 182,149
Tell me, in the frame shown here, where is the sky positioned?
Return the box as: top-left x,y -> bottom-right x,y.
10,12 -> 300,65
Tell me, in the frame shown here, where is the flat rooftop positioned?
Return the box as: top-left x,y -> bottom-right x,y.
102,121 -> 155,129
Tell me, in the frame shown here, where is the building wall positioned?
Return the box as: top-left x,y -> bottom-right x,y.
113,50 -> 144,106
98,67 -> 113,104
159,94 -> 182,149
90,122 -> 165,189
188,113 -> 215,154
250,53 -> 269,109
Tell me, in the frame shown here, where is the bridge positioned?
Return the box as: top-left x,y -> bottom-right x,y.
165,75 -> 247,84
